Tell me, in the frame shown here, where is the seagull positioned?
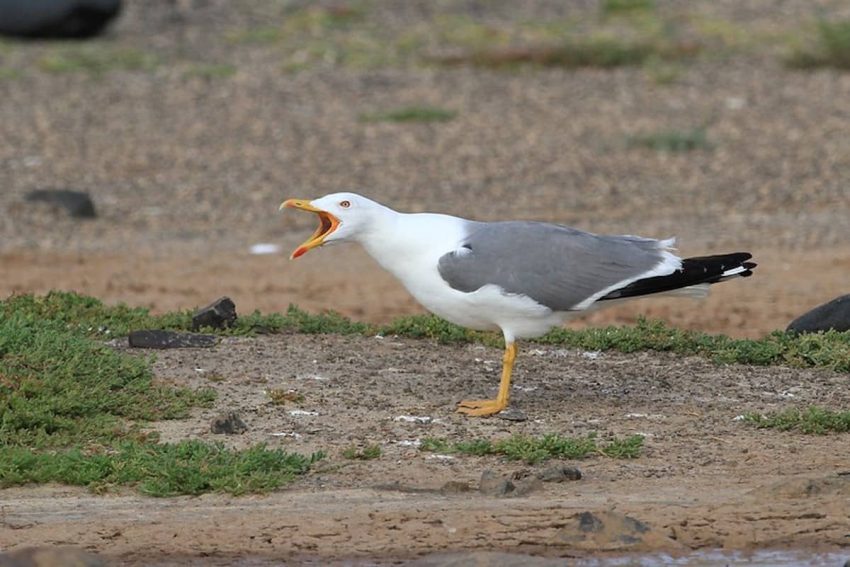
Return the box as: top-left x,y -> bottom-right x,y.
281,192 -> 756,417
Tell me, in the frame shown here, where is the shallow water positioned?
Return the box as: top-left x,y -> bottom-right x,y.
151,549 -> 850,567
576,549 -> 849,566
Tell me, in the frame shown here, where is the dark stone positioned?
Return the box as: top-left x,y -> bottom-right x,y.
128,330 -> 217,349
496,407 -> 527,422
577,511 -> 604,533
787,294 -> 850,334
0,0 -> 122,39
479,469 -> 540,497
0,547 -> 106,567
192,296 -> 237,331
24,189 -> 97,218
210,411 -> 248,435
537,464 -> 582,483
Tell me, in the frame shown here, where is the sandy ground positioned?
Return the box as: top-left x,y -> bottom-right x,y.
2,334 -> 850,564
1,0 -> 850,564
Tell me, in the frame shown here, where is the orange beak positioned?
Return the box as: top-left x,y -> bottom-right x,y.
280,199 -> 341,259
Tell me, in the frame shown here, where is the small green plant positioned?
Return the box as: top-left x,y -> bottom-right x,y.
787,19 -> 850,69
601,0 -> 655,17
745,407 -> 850,434
0,293 -> 320,495
38,46 -> 158,76
0,442 -> 323,496
226,26 -> 282,44
359,106 -> 457,123
8,293 -> 850,373
380,314 -> 479,344
267,389 -> 304,405
342,444 -> 382,460
0,67 -> 21,80
628,127 -> 710,152
184,63 -> 236,79
420,434 -> 643,464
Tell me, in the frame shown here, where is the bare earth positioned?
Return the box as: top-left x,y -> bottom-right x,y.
1,0 -> 850,564
3,335 -> 850,564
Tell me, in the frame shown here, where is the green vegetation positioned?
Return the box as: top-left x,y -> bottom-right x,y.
787,19 -> 850,69
226,26 -> 282,45
342,444 -> 382,460
266,388 -> 304,405
0,292 -> 321,495
628,127 -> 710,152
38,46 -> 158,75
745,407 -> 850,434
359,106 -> 457,123
601,0 -> 655,17
1,441 -> 321,496
8,292 -> 850,373
183,63 -> 236,79
224,3 -> 704,72
421,434 -> 644,464
0,67 -> 21,80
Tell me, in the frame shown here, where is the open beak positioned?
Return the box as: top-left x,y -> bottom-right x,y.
280,199 -> 341,259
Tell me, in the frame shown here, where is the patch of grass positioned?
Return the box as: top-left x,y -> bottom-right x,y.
0,311 -> 213,448
9,293 -> 850,373
537,318 -> 850,372
601,0 -> 655,17
184,63 -> 236,79
342,444 -> 381,460
0,441 -> 323,496
433,37 -> 687,69
744,407 -> 850,434
359,106 -> 457,124
787,20 -> 850,69
0,67 -> 21,80
420,434 -> 643,464
38,46 -> 158,75
1,292 -> 191,338
627,127 -> 710,152
226,26 -> 282,45
0,293 -> 321,495
380,314 -> 480,344
267,388 -> 303,405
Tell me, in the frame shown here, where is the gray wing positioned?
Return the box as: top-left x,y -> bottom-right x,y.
437,221 -> 673,312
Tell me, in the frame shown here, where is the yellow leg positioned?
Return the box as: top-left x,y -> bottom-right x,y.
457,342 -> 517,417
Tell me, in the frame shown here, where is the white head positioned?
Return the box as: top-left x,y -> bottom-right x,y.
280,192 -> 391,259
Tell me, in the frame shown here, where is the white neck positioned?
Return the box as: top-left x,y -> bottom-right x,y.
357,210 -> 467,286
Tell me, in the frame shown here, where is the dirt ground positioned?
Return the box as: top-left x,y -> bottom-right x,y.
3,334 -> 850,564
1,0 -> 850,564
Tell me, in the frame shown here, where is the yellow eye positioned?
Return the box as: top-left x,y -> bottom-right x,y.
339,200 -> 351,208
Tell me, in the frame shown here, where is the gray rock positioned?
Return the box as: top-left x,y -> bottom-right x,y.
128,330 -> 217,349
192,296 -> 237,330
479,469 -> 540,497
787,294 -> 850,333
496,407 -> 527,422
210,411 -> 248,434
577,511 -> 605,533
0,547 -> 106,567
24,189 -> 96,219
479,469 -> 515,496
537,464 -> 582,483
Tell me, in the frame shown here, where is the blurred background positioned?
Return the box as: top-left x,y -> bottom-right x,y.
0,0 -> 848,338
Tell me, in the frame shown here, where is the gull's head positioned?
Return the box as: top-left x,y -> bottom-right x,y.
280,192 -> 384,259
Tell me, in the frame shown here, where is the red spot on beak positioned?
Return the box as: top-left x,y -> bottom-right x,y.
291,247 -> 308,259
